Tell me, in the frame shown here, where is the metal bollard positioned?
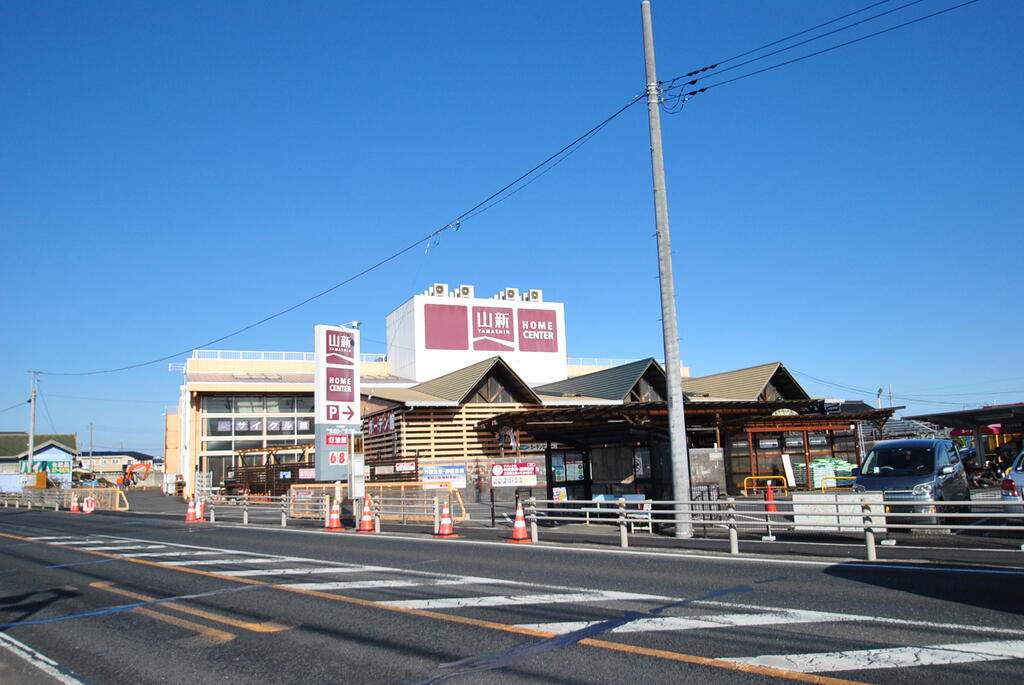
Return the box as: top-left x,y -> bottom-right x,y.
280,494 -> 287,527
209,497 -> 216,523
54,499 -> 59,512
528,497 -> 538,542
862,503 -> 876,561
618,498 -> 628,549
433,497 -> 440,535
727,497 -> 739,555
373,495 -> 381,534
243,493 -> 249,525
26,500 -> 32,510
323,495 -> 331,528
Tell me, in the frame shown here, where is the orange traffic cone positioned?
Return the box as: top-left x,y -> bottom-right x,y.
434,501 -> 458,538
195,496 -> 206,522
69,494 -> 81,514
356,493 -> 375,534
324,499 -> 344,531
505,502 -> 532,544
184,497 -> 197,522
765,483 -> 778,514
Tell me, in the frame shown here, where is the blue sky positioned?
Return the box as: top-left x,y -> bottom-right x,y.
2,1 -> 1021,455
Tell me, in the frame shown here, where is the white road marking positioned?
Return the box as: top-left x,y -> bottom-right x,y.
695,600 -> 1022,637
75,545 -> 164,552
121,550 -> 225,558
28,536 -> 80,541
381,590 -> 668,610
223,565 -> 391,577
283,575 -> 517,591
161,556 -> 305,566
516,608 -> 853,634
0,631 -> 88,684
727,640 -> 1024,672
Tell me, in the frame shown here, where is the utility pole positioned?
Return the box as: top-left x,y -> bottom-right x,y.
27,371 -> 38,473
641,0 -> 693,538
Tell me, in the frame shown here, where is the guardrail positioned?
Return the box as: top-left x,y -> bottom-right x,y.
206,493 -> 330,527
820,476 -> 856,491
0,489 -> 129,511
522,496 -> 1024,560
742,476 -> 789,496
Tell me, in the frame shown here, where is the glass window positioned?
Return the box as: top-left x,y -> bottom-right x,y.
206,418 -> 233,436
266,397 -> 295,413
203,396 -> 232,413
267,439 -> 297,447
234,396 -> 264,414
234,419 -> 262,435
202,440 -> 233,452
266,418 -> 294,435
233,440 -> 263,450
296,419 -> 314,435
296,396 -> 314,413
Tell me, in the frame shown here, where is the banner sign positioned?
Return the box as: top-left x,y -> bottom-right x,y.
314,324 -> 361,481
366,411 -> 396,437
490,462 -> 538,487
421,465 -> 466,489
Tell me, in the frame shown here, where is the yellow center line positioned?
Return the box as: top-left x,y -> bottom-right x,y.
1,531 -> 872,685
129,605 -> 235,644
90,581 -> 291,633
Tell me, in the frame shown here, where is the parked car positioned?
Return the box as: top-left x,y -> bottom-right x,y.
852,439 -> 970,525
1000,450 -> 1024,515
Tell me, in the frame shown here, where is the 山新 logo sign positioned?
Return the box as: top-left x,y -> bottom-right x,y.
325,329 -> 356,365
472,306 -> 514,351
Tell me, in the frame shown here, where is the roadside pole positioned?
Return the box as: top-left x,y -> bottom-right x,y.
27,372 -> 38,474
641,0 -> 693,538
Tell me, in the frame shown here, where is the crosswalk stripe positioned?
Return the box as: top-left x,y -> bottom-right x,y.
726,640 -> 1024,673
29,536 -> 79,541
380,590 -> 668,610
121,551 -> 224,558
77,545 -> 164,552
222,565 -> 390,577
162,557 -> 304,567
284,573 -> 503,589
515,608 -> 853,634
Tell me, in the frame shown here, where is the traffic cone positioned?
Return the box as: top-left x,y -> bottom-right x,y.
765,483 -> 778,514
69,494 -> 81,514
324,499 -> 344,531
195,495 -> 206,522
434,501 -> 458,538
505,502 -> 532,544
82,496 -> 95,515
356,493 -> 375,534
184,498 -> 197,522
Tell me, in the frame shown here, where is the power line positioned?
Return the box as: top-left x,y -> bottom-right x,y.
661,0 -> 924,92
791,369 -> 975,407
0,400 -> 27,415
45,394 -> 168,405
665,0 -> 983,105
37,388 -> 59,434
36,93 -> 645,377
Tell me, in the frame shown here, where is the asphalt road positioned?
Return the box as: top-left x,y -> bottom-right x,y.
1,506 -> 1022,685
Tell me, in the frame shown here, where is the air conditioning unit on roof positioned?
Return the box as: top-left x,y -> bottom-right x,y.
503,287 -> 519,301
458,284 -> 474,298
528,289 -> 543,302
431,283 -> 448,297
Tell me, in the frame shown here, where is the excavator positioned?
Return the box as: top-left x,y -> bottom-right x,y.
116,462 -> 151,489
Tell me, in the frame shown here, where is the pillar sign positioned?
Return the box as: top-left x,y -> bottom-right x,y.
314,324 -> 361,482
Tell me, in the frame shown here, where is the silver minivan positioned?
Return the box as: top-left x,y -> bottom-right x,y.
852,439 -> 970,524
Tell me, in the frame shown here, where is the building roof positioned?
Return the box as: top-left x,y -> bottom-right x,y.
906,403 -> 1024,430
411,357 -> 540,404
532,358 -> 663,402
682,362 -> 809,401
0,433 -> 78,459
362,387 -> 460,407
80,450 -> 158,461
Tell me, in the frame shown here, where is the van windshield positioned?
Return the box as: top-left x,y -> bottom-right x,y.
861,446 -> 935,477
